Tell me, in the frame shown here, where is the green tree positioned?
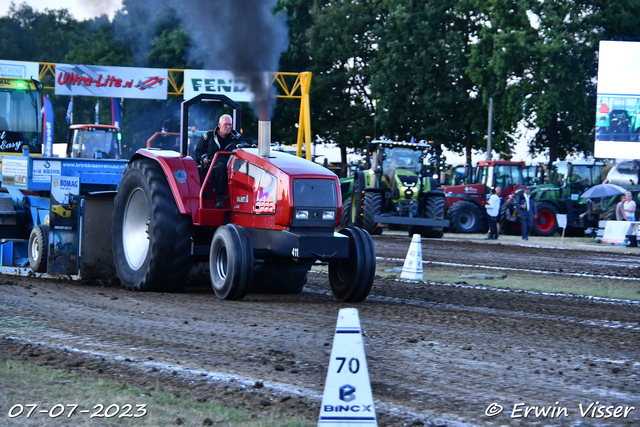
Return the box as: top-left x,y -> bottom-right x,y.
466,0 -> 539,161
373,0 -> 487,166
307,0 -> 384,163
272,0 -> 315,146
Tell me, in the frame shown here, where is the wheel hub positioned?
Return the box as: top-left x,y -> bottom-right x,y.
122,187 -> 150,270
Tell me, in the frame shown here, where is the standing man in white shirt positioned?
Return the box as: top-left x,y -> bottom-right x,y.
485,187 -> 501,240
623,191 -> 637,221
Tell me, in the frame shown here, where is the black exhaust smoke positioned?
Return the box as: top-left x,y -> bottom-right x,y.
173,0 -> 289,121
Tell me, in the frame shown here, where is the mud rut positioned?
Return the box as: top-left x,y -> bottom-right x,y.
1,235 -> 639,426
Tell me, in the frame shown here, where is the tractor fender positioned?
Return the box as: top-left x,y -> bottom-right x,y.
129,149 -> 200,215
363,186 -> 386,194
421,190 -> 446,198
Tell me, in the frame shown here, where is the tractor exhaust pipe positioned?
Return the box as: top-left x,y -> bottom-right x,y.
258,120 -> 271,157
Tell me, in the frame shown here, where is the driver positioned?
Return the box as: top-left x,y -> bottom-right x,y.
194,114 -> 242,209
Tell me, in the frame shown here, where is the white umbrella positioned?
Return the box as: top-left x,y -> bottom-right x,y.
580,183 -> 627,199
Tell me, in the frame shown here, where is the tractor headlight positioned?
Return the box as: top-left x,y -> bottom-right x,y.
295,210 -> 309,220
323,210 -> 335,220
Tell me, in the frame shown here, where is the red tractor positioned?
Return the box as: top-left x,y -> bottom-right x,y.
439,160 -> 528,233
111,94 -> 375,302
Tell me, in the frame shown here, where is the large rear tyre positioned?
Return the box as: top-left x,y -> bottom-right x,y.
112,159 -> 192,292
412,196 -> 445,238
447,201 -> 483,233
363,192 -> 383,235
340,196 -> 353,227
352,173 -> 365,228
209,224 -> 254,300
28,224 -> 49,273
534,202 -> 558,236
604,205 -> 617,221
328,227 -> 375,302
499,201 -> 521,235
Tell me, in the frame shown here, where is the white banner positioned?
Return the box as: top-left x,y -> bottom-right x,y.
184,69 -> 261,102
0,60 -> 39,79
55,63 -> 168,100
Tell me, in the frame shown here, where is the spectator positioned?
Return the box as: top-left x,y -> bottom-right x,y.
518,187 -> 537,241
485,187 -> 501,240
616,194 -> 626,221
623,191 -> 636,222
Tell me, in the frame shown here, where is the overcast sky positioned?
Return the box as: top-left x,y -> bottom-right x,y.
1,0 -> 123,21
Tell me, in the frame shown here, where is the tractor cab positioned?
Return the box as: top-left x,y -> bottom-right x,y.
67,124 -> 121,159
376,145 -> 424,190
474,160 -> 526,198
0,78 -> 43,155
550,161 -> 603,201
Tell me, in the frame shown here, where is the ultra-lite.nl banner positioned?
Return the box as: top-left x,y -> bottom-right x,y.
55,64 -> 168,100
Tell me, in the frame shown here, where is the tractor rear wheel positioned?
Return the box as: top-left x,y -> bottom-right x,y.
28,224 -> 49,273
340,196 -> 353,227
534,202 -> 558,236
352,174 -> 365,227
328,227 -> 375,302
210,224 -> 254,300
409,196 -> 445,238
363,192 -> 383,235
447,201 -> 483,233
499,201 -> 521,235
112,159 -> 192,292
604,205 -> 617,221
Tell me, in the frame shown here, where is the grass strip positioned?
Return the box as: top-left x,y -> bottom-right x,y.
0,356 -> 314,427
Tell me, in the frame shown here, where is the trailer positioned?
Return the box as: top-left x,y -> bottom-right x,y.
0,154 -> 127,276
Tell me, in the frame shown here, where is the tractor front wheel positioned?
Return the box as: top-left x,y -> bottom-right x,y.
409,196 -> 445,238
534,202 -> 558,236
210,224 -> 254,300
112,159 -> 193,292
328,227 -> 376,302
363,192 -> 383,235
447,201 -> 483,233
28,224 -> 49,273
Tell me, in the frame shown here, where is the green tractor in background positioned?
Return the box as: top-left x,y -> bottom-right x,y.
340,139 -> 449,238
502,161 -> 605,236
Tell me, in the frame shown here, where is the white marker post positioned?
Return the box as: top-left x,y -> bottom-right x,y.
400,234 -> 423,280
318,308 -> 377,426
557,214 -> 567,246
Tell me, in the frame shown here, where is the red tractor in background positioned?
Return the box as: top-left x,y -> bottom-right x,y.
111,94 -> 376,302
439,160 -> 530,233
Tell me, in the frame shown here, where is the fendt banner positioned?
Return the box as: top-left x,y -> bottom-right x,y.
55,64 -> 168,100
595,41 -> 640,159
184,69 -> 261,102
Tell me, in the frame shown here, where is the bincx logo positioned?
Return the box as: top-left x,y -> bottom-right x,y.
339,384 -> 356,402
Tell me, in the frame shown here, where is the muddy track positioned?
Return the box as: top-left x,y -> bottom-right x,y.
375,234 -> 640,278
1,236 -> 639,426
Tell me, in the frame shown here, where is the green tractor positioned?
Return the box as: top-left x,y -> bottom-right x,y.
502,161 -> 605,236
340,139 -> 449,237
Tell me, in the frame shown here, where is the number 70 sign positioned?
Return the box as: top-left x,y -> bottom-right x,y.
318,308 -> 377,426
